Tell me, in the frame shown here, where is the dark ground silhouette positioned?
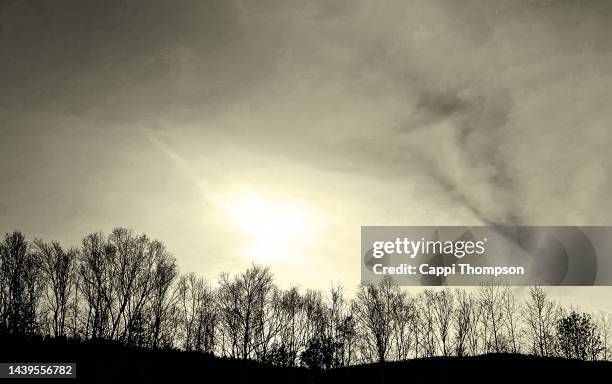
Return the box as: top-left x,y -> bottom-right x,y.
1,334 -> 611,383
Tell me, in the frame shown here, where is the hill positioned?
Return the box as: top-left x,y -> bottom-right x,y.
1,335 -> 611,383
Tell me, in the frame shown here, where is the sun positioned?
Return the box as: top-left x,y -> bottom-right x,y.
222,191 -> 314,261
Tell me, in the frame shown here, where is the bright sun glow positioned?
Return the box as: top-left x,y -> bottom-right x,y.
223,192 -> 315,261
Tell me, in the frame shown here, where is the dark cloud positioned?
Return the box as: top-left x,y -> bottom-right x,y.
0,0 -> 269,123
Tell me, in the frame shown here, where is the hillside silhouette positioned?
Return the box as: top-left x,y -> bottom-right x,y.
1,333 -> 611,383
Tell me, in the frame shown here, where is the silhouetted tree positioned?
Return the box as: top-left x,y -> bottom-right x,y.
501,285 -> 521,353
478,282 -> 504,353
300,289 -> 336,365
354,277 -> 399,362
146,246 -> 177,349
217,264 -> 275,359
175,273 -> 216,352
0,231 -> 43,335
389,290 -> 415,360
107,228 -> 150,341
418,289 -> 437,357
522,285 -> 558,356
79,232 -> 115,339
433,288 -> 454,356
337,311 -> 358,365
300,336 -> 336,369
276,287 -> 307,366
34,239 -> 77,338
597,310 -> 612,360
4,228 -> 612,366
557,310 -> 602,360
454,289 -> 476,356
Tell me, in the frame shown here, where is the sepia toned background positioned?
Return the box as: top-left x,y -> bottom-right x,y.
1,1 -> 611,309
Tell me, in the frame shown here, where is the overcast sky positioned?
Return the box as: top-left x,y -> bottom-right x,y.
1,0 -> 611,308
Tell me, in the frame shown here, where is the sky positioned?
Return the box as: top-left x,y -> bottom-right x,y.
1,0 -> 611,309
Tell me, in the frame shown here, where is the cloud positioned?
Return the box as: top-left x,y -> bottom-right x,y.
1,0 -> 611,291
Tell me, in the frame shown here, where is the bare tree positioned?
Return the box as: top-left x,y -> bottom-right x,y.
418,289 -> 438,357
146,246 -> 177,349
0,231 -> 43,335
454,289 -> 476,356
466,293 -> 483,356
107,228 -> 148,341
337,310 -> 358,366
596,310 -> 612,360
121,237 -> 176,345
302,289 -> 326,342
253,285 -> 286,362
175,273 -> 216,352
354,276 -> 399,362
217,264 -> 275,359
216,280 -> 238,357
324,284 -> 356,367
275,287 -> 307,366
501,285 -> 521,353
409,301 -> 422,358
522,285 -> 558,356
34,239 -> 77,338
432,288 -> 454,356
79,231 -> 115,339
389,290 -> 415,360
478,282 -> 504,353
299,288 -> 335,367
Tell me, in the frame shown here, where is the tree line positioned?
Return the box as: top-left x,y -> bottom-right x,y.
1,228 -> 610,367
